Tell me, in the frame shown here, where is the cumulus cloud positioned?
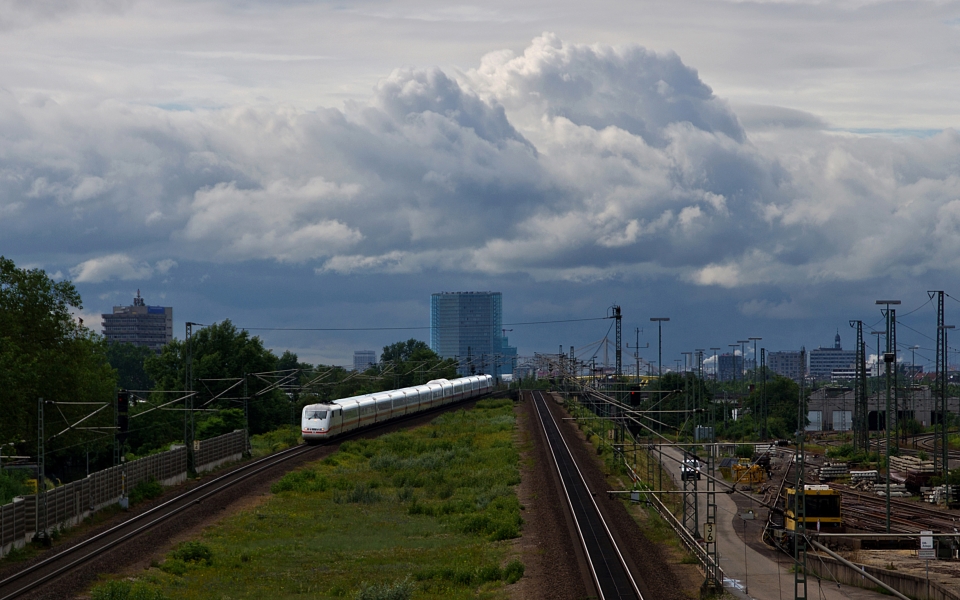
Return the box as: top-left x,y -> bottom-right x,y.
3,33 -> 960,308
178,178 -> 364,262
69,254 -> 176,283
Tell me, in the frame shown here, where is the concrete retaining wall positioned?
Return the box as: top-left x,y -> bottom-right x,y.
807,554 -> 960,600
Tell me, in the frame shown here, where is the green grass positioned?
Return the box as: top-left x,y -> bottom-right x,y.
90,398 -> 523,599
249,425 -> 302,457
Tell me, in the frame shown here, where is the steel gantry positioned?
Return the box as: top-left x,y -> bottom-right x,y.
929,291 -> 950,477
849,320 -> 869,452
877,300 -> 900,532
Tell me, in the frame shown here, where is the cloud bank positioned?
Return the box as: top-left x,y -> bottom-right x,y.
3,34 -> 959,318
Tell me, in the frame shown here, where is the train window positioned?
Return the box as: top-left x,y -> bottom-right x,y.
308,411 -> 327,420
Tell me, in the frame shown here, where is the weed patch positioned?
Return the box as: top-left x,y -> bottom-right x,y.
90,579 -> 168,600
128,477 -> 163,506
110,397 -> 522,599
355,577 -> 414,600
249,425 -> 301,457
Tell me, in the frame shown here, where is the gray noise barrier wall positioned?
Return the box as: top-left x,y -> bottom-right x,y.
0,429 -> 247,557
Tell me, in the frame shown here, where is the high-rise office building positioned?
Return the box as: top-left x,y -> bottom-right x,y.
717,353 -> 743,382
430,292 -> 516,378
768,350 -> 806,382
101,290 -> 173,353
353,350 -> 377,371
809,333 -> 856,381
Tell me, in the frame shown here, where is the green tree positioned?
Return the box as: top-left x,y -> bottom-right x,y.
106,342 -> 156,390
0,256 -> 117,481
381,339 -> 431,363
742,372 -> 806,439
138,320 -> 290,452
381,339 -> 458,388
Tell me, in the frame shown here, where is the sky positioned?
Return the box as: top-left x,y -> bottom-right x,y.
3,0 -> 960,373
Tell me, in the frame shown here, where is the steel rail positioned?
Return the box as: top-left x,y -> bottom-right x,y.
532,391 -> 643,600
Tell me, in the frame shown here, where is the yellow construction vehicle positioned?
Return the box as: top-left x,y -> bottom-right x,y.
732,458 -> 766,485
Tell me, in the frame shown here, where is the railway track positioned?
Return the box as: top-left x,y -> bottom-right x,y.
531,391 -> 644,600
0,395 -> 491,600
0,442 -> 321,600
837,486 -> 960,534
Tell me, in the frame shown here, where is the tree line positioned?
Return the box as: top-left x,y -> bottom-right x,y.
0,256 -> 456,488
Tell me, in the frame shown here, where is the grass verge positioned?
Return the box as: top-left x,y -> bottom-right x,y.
249,425 -> 302,457
90,398 -> 523,599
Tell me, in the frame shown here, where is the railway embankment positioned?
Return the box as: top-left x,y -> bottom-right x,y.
86,398 -> 525,599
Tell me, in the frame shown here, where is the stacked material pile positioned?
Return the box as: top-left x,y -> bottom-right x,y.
818,462 -> 849,482
874,483 -> 910,497
889,455 -> 934,473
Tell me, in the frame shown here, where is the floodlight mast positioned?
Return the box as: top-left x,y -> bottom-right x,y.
650,318 -> 670,381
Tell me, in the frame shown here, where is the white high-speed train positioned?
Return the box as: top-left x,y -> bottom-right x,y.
301,374 -> 494,443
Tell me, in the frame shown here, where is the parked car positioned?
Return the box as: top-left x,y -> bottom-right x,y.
681,458 -> 701,480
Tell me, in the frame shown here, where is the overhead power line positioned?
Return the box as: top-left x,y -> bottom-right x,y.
238,316 -> 611,332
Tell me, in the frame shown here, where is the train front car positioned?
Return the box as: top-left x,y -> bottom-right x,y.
301,404 -> 334,444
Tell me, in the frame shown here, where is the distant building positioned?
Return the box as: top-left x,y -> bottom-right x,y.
806,386 -> 960,431
101,290 -> 172,353
809,333 -> 856,381
430,291 -> 516,378
768,350 -> 805,382
353,350 -> 377,371
717,353 -> 743,382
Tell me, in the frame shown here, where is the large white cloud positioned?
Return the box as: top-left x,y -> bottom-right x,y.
70,254 -> 175,283
3,34 -> 960,311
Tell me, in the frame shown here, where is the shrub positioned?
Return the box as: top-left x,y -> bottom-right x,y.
158,559 -> 187,577
170,541 -> 213,565
503,559 -> 525,584
0,469 -> 30,505
128,477 -> 163,506
249,425 -> 301,457
334,483 -> 381,504
826,443 -> 854,459
271,469 -> 328,494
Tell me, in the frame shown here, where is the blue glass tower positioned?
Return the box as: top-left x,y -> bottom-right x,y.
430,292 -> 515,378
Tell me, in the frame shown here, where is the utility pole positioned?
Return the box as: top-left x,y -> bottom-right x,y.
871,331 -> 883,455
929,290 -> 947,477
710,348 -> 721,430
877,300 -> 901,533
695,348 -> 705,429
627,328 -> 648,383
738,340 -> 750,391
729,343 -> 740,387
611,305 -> 622,378
650,318 -> 669,382
794,348 -> 807,600
749,337 -> 762,385
185,322 -> 197,475
37,397 -> 47,542
760,348 -> 766,440
938,324 -> 954,477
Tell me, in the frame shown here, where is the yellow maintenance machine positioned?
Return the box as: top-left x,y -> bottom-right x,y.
732,458 -> 766,485
783,484 -> 843,543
